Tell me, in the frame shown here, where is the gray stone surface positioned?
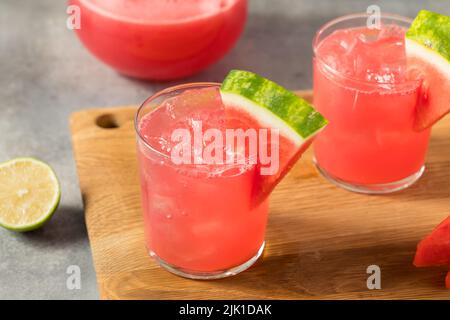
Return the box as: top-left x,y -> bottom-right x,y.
0,0 -> 449,300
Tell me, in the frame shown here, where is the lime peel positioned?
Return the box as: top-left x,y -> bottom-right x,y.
0,157 -> 60,232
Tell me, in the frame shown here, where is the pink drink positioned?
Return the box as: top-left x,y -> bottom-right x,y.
313,14 -> 431,193
71,0 -> 247,80
136,84 -> 268,278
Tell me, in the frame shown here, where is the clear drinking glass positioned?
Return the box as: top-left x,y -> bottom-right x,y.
313,13 -> 431,194
135,83 -> 269,279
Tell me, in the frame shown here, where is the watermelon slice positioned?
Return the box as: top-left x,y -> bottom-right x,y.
220,70 -> 328,202
405,10 -> 450,131
414,216 -> 450,267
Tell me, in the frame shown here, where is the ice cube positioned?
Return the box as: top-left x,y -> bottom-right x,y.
164,87 -> 226,129
343,25 -> 407,84
139,87 -> 227,161
150,194 -> 177,217
357,28 -> 381,43
377,24 -> 405,40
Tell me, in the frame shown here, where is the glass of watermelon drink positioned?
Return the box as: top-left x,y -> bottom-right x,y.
135,71 -> 327,279
69,0 -> 247,80
313,13 -> 431,194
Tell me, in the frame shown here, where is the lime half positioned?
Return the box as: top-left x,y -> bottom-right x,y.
0,158 -> 60,232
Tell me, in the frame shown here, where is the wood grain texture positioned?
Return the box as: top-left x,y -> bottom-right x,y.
70,91 -> 450,300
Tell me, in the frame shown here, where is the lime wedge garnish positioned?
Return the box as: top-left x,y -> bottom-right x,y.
0,158 -> 60,232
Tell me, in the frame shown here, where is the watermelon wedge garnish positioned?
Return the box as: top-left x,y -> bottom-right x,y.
414,216 -> 450,267
220,70 -> 328,202
405,10 -> 450,131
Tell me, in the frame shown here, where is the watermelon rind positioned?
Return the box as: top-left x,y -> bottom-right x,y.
406,10 -> 450,62
220,70 -> 328,146
405,10 -> 450,130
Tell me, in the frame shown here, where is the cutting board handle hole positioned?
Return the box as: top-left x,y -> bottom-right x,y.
96,114 -> 120,129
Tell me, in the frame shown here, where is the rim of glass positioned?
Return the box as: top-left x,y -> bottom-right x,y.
78,0 -> 241,26
135,82 -> 223,162
312,12 -> 421,88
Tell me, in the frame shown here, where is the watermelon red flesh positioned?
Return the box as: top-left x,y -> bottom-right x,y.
446,271 -> 450,290
225,105 -> 314,205
406,39 -> 450,131
414,216 -> 450,267
220,70 -> 327,204
405,10 -> 450,131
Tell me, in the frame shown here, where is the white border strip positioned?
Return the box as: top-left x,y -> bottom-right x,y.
405,38 -> 450,80
221,92 -> 305,147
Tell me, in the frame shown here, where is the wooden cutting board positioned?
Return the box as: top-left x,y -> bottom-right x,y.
70,91 -> 450,300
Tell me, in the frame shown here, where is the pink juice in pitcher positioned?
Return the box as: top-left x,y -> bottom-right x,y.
71,0 -> 247,80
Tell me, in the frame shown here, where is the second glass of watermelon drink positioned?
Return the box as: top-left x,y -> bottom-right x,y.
313,13 -> 431,193
70,0 -> 247,80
